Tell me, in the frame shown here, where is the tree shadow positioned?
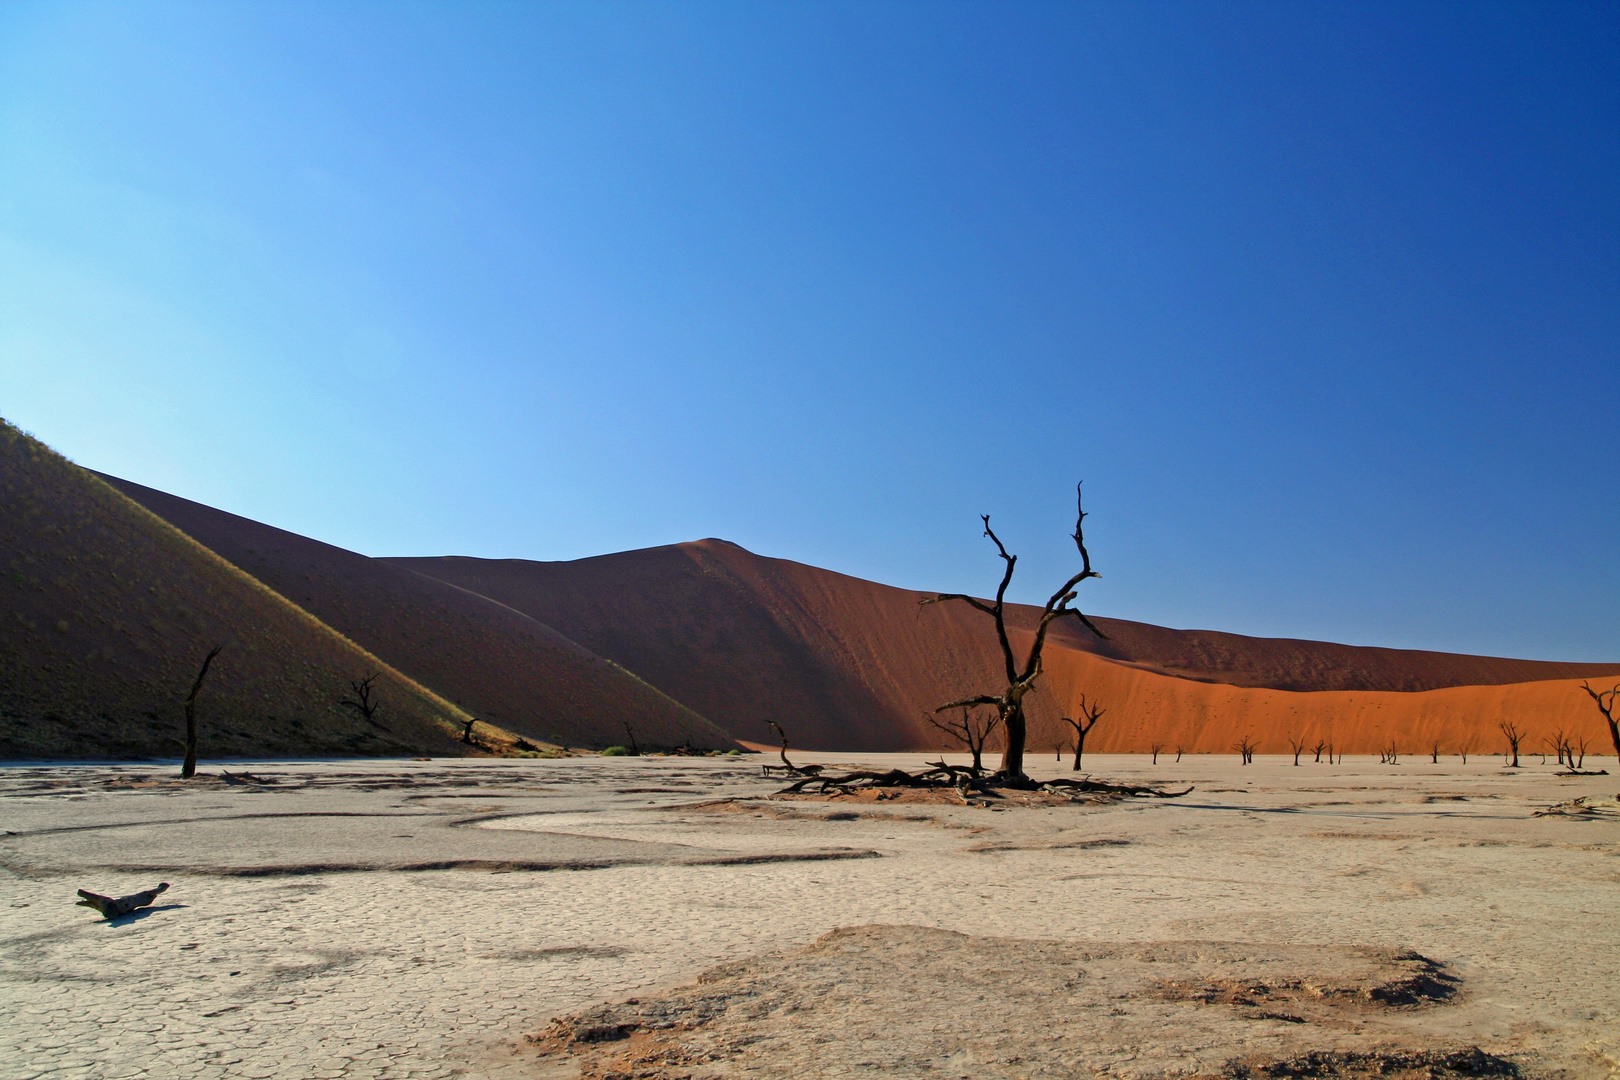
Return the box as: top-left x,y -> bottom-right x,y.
99,903 -> 188,926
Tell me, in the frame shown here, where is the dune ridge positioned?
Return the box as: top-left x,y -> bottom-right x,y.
9,417 -> 1616,761
101,475 -> 732,751
392,540 -> 1620,757
0,420 -> 492,759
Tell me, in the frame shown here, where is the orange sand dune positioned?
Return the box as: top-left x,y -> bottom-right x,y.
1029,631 -> 1616,759
393,540 -> 1620,757
103,475 -> 731,752
13,421 -> 1612,761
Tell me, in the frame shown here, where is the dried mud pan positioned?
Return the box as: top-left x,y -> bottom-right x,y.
1,754 -> 1617,1080
535,924 -> 1490,1080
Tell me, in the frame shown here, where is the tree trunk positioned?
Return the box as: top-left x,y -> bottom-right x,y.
1000,705 -> 1026,778
181,645 -> 223,780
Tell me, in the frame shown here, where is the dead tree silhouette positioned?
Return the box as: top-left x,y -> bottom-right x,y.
181,644 -> 224,780
1581,682 -> 1620,761
1499,721 -> 1526,767
921,484 -> 1105,781
340,672 -> 388,729
926,707 -> 1001,776
1059,694 -> 1105,771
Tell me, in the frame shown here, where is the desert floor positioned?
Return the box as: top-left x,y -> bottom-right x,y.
1,753 -> 1616,1080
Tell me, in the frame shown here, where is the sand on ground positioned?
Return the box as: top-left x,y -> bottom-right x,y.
1,753 -> 1616,1080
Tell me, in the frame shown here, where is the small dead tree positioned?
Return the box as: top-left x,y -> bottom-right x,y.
1311,739 -> 1327,764
760,719 -> 820,776
1286,735 -> 1306,766
1234,734 -> 1255,765
1544,729 -> 1567,766
921,484 -> 1105,781
1499,721 -> 1525,767
1175,745 -> 1184,762
1059,694 -> 1105,772
1581,682 -> 1620,761
622,721 -> 640,756
460,718 -> 480,746
1150,742 -> 1164,765
1430,739 -> 1441,764
340,672 -> 388,729
1380,742 -> 1399,765
1457,741 -> 1470,764
926,707 -> 1001,776
181,644 -> 224,780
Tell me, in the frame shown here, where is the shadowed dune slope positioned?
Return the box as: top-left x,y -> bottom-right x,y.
0,421 -> 485,760
1036,617 -> 1620,693
99,476 -> 731,752
392,541 -> 1620,755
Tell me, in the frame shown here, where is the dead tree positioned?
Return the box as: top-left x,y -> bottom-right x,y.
1581,682 -> 1620,761
181,645 -> 224,780
1234,734 -> 1255,765
760,719 -> 820,776
76,882 -> 169,920
1380,742 -> 1399,765
1430,739 -> 1441,764
1175,745 -> 1183,762
1286,735 -> 1306,766
1545,729 -> 1566,766
1311,739 -> 1327,763
1059,694 -> 1105,772
340,672 -> 388,729
1499,721 -> 1525,767
926,707 -> 1001,776
1150,742 -> 1164,765
460,718 -> 480,745
1457,742 -> 1469,764
622,721 -> 640,756
921,484 -> 1105,781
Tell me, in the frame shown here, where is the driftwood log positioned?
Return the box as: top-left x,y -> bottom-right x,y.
75,882 -> 170,919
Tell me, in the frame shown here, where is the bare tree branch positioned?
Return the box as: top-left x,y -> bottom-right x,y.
923,483 -> 1108,780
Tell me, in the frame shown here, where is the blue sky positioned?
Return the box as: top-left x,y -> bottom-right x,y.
2,1 -> 1616,660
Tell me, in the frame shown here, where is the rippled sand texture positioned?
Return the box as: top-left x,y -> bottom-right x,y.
1,754 -> 1616,1080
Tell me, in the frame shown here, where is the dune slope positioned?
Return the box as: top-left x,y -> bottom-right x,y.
101,475 -> 730,751
392,541 -> 1620,756
0,421 -> 482,760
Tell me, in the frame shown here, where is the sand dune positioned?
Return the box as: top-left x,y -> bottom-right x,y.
9,420 -> 1616,761
0,420 -> 487,759
1029,630 -> 1617,758
102,475 -> 732,752
393,540 -> 1620,756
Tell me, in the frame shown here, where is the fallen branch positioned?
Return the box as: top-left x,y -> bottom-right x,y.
1534,795 -> 1620,818
1038,777 -> 1193,799
75,882 -> 170,919
220,770 -> 277,785
775,763 -> 1189,802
